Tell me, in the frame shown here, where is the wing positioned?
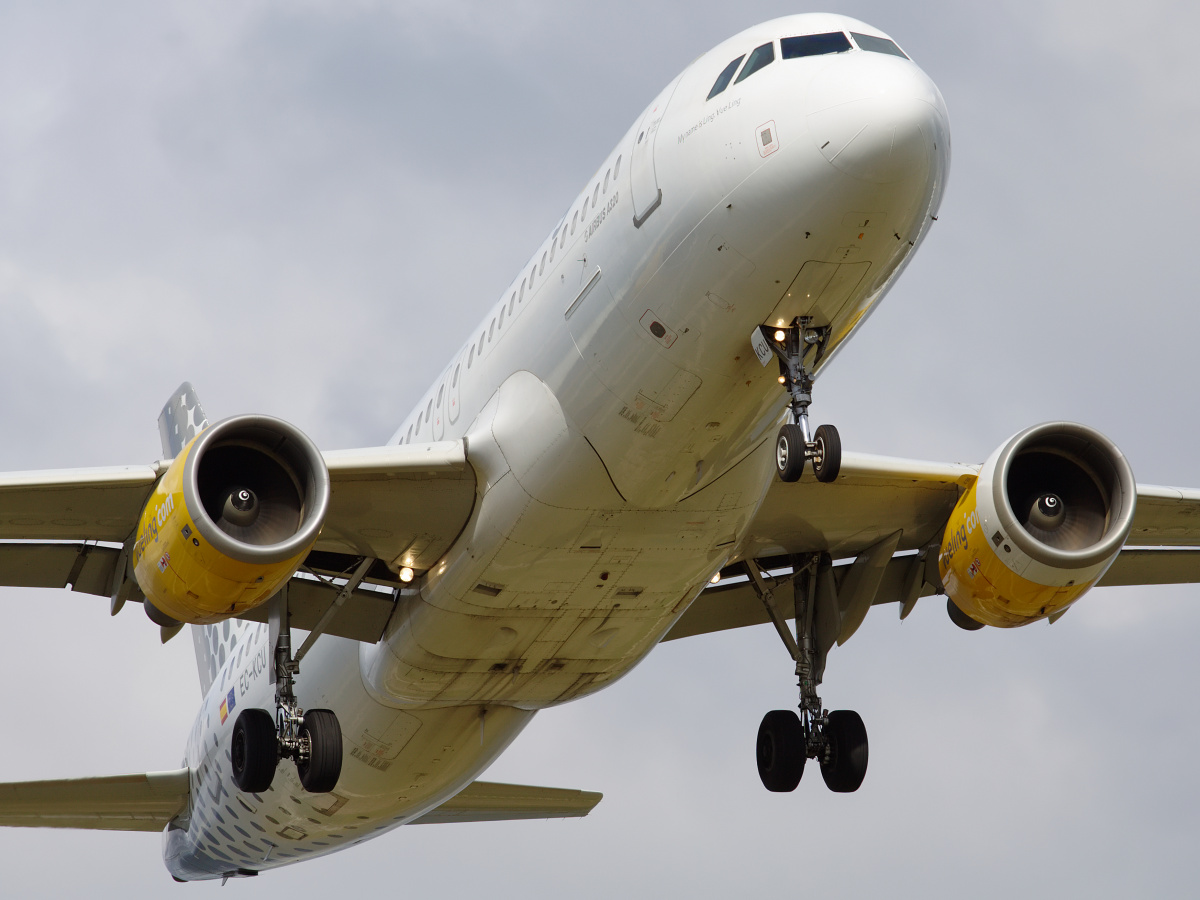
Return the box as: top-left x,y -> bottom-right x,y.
409,781 -> 602,825
739,451 -> 978,560
0,441 -> 476,643
666,456 -> 1200,643
0,769 -> 189,832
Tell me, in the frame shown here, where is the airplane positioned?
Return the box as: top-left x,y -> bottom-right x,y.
1,11 -> 1198,883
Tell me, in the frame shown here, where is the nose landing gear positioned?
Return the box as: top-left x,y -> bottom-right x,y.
746,555 -> 868,794
755,318 -> 842,483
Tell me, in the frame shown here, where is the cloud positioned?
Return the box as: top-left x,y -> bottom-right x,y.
1,1 -> 1198,896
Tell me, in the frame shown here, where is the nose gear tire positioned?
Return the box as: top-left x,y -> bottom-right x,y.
297,709 -> 343,794
812,424 -> 842,483
757,709 -> 806,791
820,709 -> 868,793
776,425 -> 807,482
231,708 -> 279,794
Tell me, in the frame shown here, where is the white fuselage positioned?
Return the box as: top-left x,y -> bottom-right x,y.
166,13 -> 949,880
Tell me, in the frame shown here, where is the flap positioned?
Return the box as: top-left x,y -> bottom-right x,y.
1098,548 -> 1200,586
1128,485 -> 1200,547
409,780 -> 602,825
664,555 -> 937,642
741,451 -> 977,560
237,576 -> 399,644
0,769 -> 189,832
0,543 -> 121,596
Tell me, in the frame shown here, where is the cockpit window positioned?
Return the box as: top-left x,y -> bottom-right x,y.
780,32 -> 852,59
850,32 -> 909,59
707,55 -> 745,100
734,42 -> 775,84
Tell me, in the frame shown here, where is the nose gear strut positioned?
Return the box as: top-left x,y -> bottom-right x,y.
754,318 -> 842,483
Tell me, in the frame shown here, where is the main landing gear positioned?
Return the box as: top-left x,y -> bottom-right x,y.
747,555 -> 868,793
232,588 -> 343,795
758,318 -> 842,483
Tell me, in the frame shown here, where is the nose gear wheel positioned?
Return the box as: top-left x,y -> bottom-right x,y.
757,319 -> 842,483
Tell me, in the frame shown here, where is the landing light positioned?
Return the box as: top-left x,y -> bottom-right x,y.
778,376 -> 786,384
710,573 -> 721,584
774,330 -> 786,342
399,567 -> 414,583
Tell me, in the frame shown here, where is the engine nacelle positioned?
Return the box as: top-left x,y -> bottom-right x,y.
133,415 -> 330,625
938,422 -> 1136,628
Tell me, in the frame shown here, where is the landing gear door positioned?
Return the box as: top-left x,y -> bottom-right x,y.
630,74 -> 682,228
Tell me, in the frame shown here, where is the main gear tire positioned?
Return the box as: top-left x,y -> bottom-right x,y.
757,710 -> 806,792
820,709 -> 868,793
297,709 -> 343,794
231,708 -> 278,794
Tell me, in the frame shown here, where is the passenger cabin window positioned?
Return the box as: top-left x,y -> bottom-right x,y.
452,364 -> 460,387
499,306 -> 505,329
781,32 -> 852,58
734,42 -> 774,84
406,425 -> 413,442
437,384 -> 444,406
468,345 -> 474,367
603,169 -> 610,193
509,293 -> 516,314
850,32 -> 908,59
613,154 -> 622,178
571,210 -> 578,234
707,55 -> 745,100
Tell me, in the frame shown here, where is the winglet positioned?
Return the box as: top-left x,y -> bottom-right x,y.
157,382 -> 209,458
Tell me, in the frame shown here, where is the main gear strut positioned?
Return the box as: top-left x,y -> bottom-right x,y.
231,584 -> 344,795
754,317 -> 842,483
746,555 -> 868,793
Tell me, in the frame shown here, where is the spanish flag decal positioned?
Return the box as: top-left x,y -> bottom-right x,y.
219,687 -> 237,724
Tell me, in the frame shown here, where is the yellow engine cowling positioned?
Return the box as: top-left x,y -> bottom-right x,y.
132,415 -> 330,625
938,422 -> 1136,628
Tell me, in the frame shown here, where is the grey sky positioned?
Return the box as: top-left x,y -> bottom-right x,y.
2,1 -> 1198,895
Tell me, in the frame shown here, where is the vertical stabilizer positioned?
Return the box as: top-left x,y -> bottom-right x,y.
157,382 -> 223,695
157,382 -> 209,459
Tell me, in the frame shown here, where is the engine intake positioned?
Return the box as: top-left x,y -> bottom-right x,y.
939,422 -> 1136,628
134,415 -> 330,625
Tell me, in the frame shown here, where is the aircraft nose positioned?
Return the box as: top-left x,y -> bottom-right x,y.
806,53 -> 947,184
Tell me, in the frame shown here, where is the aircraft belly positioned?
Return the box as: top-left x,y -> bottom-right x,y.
358,374 -> 773,710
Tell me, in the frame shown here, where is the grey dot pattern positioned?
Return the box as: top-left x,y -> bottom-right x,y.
156,381 -> 210,459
